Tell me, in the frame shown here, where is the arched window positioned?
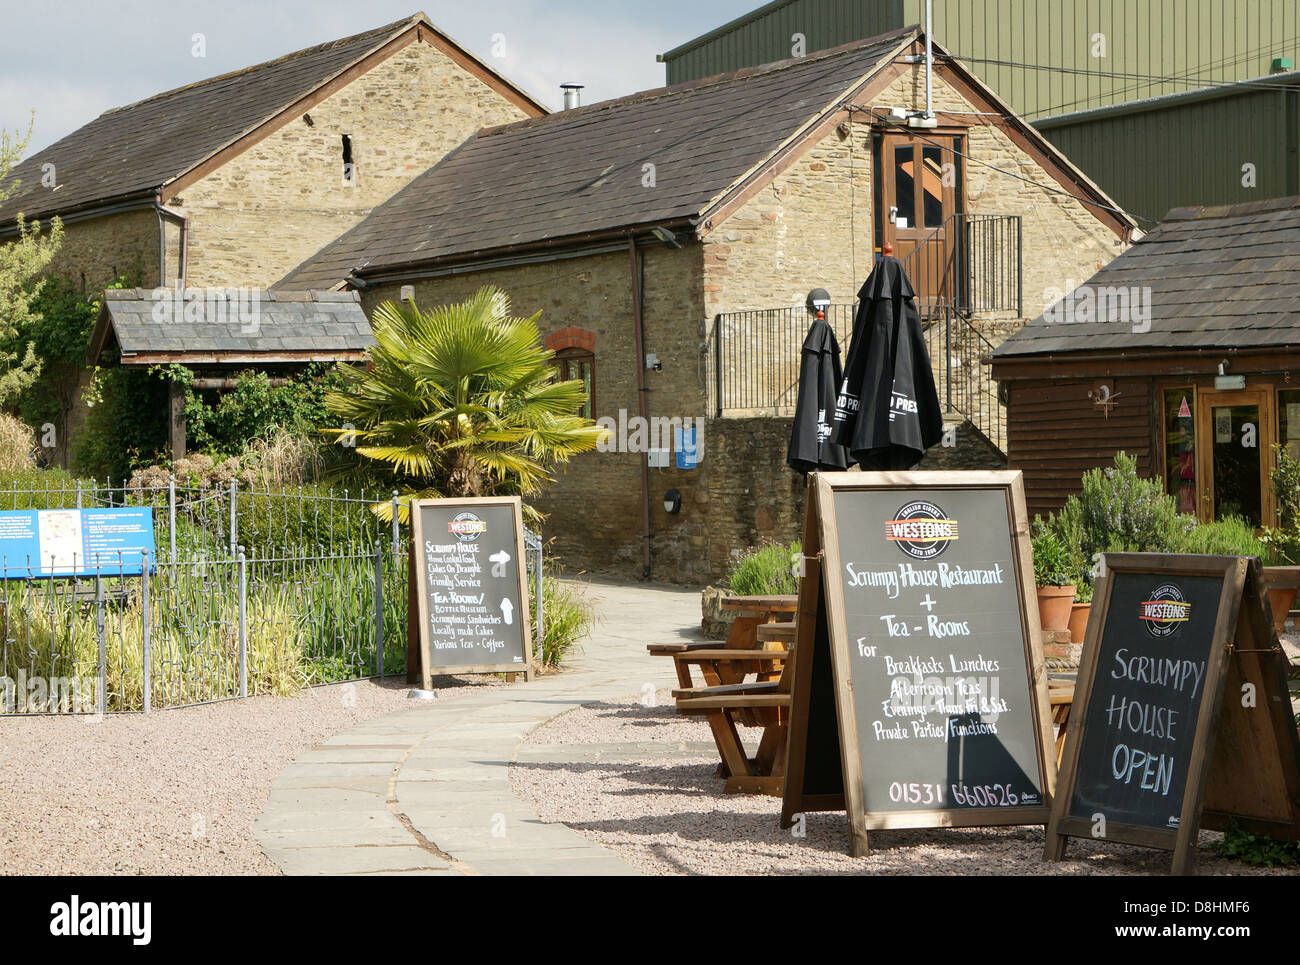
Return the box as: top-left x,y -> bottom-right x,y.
555,347 -> 595,418
545,327 -> 597,418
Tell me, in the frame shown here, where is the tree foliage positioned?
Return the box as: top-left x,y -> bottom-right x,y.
0,118 -> 63,405
326,288 -> 602,521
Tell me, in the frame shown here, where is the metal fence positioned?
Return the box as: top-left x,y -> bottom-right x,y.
904,213 -> 1023,319
0,480 -> 544,715
708,303 -> 1005,451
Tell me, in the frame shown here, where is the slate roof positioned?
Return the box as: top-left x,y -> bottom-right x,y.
1,13 -> 540,227
89,289 -> 375,365
276,26 -> 919,289
994,196 -> 1300,359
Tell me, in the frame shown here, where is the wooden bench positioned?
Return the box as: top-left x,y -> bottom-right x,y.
648,594 -> 796,689
674,644 -> 795,796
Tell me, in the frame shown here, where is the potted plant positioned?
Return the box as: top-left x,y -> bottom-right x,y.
1260,445 -> 1300,635
1031,530 -> 1076,633
1068,577 -> 1093,645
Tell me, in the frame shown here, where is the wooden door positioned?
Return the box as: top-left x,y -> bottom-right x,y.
876,132 -> 961,315
1194,388 -> 1276,527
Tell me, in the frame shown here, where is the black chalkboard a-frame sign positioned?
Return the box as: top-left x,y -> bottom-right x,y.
781,471 -> 1057,858
407,496 -> 534,687
1046,553 -> 1300,875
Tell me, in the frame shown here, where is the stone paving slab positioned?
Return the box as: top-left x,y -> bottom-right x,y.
254,579 -> 697,876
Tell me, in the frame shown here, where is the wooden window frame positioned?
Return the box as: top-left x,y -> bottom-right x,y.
554,346 -> 595,419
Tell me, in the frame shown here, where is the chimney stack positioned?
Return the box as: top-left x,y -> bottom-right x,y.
561,83 -> 584,110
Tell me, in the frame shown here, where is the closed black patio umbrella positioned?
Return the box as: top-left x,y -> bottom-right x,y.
829,252 -> 943,470
786,310 -> 849,474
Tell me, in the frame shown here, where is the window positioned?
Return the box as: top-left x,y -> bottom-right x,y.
1280,389 -> 1300,461
555,348 -> 594,418
921,145 -> 944,227
1163,387 -> 1196,516
341,134 -> 354,183
893,145 -> 914,229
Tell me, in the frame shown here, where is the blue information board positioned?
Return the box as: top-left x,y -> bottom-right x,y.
0,507 -> 156,578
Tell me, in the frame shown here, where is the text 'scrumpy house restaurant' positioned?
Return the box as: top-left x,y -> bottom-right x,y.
783,471 -> 1056,857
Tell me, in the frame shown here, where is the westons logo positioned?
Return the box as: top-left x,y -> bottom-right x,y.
1140,583 -> 1191,638
884,501 -> 959,560
447,513 -> 487,543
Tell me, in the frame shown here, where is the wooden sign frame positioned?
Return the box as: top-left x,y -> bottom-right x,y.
1046,552 -> 1300,874
407,496 -> 535,687
782,471 -> 1056,857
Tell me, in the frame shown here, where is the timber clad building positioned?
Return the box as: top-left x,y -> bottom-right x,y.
992,196 -> 1300,527
283,26 -> 1131,581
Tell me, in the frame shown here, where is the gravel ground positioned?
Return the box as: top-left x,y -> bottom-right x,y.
512,689 -> 1300,876
0,673 -> 505,875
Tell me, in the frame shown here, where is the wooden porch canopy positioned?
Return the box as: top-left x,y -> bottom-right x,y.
88,287 -> 375,458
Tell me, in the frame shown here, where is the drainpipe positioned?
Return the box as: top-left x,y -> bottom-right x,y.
628,234 -> 653,580
925,0 -> 934,120
155,198 -> 188,288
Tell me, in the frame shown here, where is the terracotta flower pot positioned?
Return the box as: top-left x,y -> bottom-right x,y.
1067,602 -> 1091,645
1036,584 -> 1076,633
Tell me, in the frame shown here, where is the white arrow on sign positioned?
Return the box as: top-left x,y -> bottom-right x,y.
500,598 -> 514,625
489,549 -> 510,577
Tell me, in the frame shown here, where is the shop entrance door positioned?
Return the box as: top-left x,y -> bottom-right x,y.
1195,389 -> 1275,526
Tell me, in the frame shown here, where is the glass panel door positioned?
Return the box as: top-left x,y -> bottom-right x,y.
1210,403 -> 1262,525
1163,388 -> 1196,516
1194,388 -> 1275,527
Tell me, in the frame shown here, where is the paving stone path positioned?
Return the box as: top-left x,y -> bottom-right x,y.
254,579 -> 697,875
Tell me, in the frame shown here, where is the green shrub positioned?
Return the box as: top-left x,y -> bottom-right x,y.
75,365 -> 170,480
530,569 -> 596,669
1214,820 -> 1300,867
1030,529 -> 1074,587
1173,515 -> 1268,558
725,539 -> 801,596
181,364 -> 345,456
1261,444 -> 1300,565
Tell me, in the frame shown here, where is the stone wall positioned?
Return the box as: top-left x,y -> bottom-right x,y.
44,210 -> 158,292
703,417 -> 806,579
176,40 -> 532,289
878,64 -> 1126,321
362,243 -> 712,583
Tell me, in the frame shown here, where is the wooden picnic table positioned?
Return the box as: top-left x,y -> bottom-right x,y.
720,594 -> 798,613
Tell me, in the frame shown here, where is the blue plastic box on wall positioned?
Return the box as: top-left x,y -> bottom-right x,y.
0,507 -> 156,578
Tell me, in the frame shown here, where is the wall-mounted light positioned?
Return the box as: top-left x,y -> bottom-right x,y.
400,285 -> 415,302
650,226 -> 682,249
663,489 -> 682,514
1215,359 -> 1245,391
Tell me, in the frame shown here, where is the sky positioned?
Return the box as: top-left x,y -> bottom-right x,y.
0,0 -> 760,157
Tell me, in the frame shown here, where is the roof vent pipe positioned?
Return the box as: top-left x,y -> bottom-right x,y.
909,0 -> 939,129
561,83 -> 584,110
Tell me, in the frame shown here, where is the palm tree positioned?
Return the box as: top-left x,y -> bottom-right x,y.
326,287 -> 602,521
